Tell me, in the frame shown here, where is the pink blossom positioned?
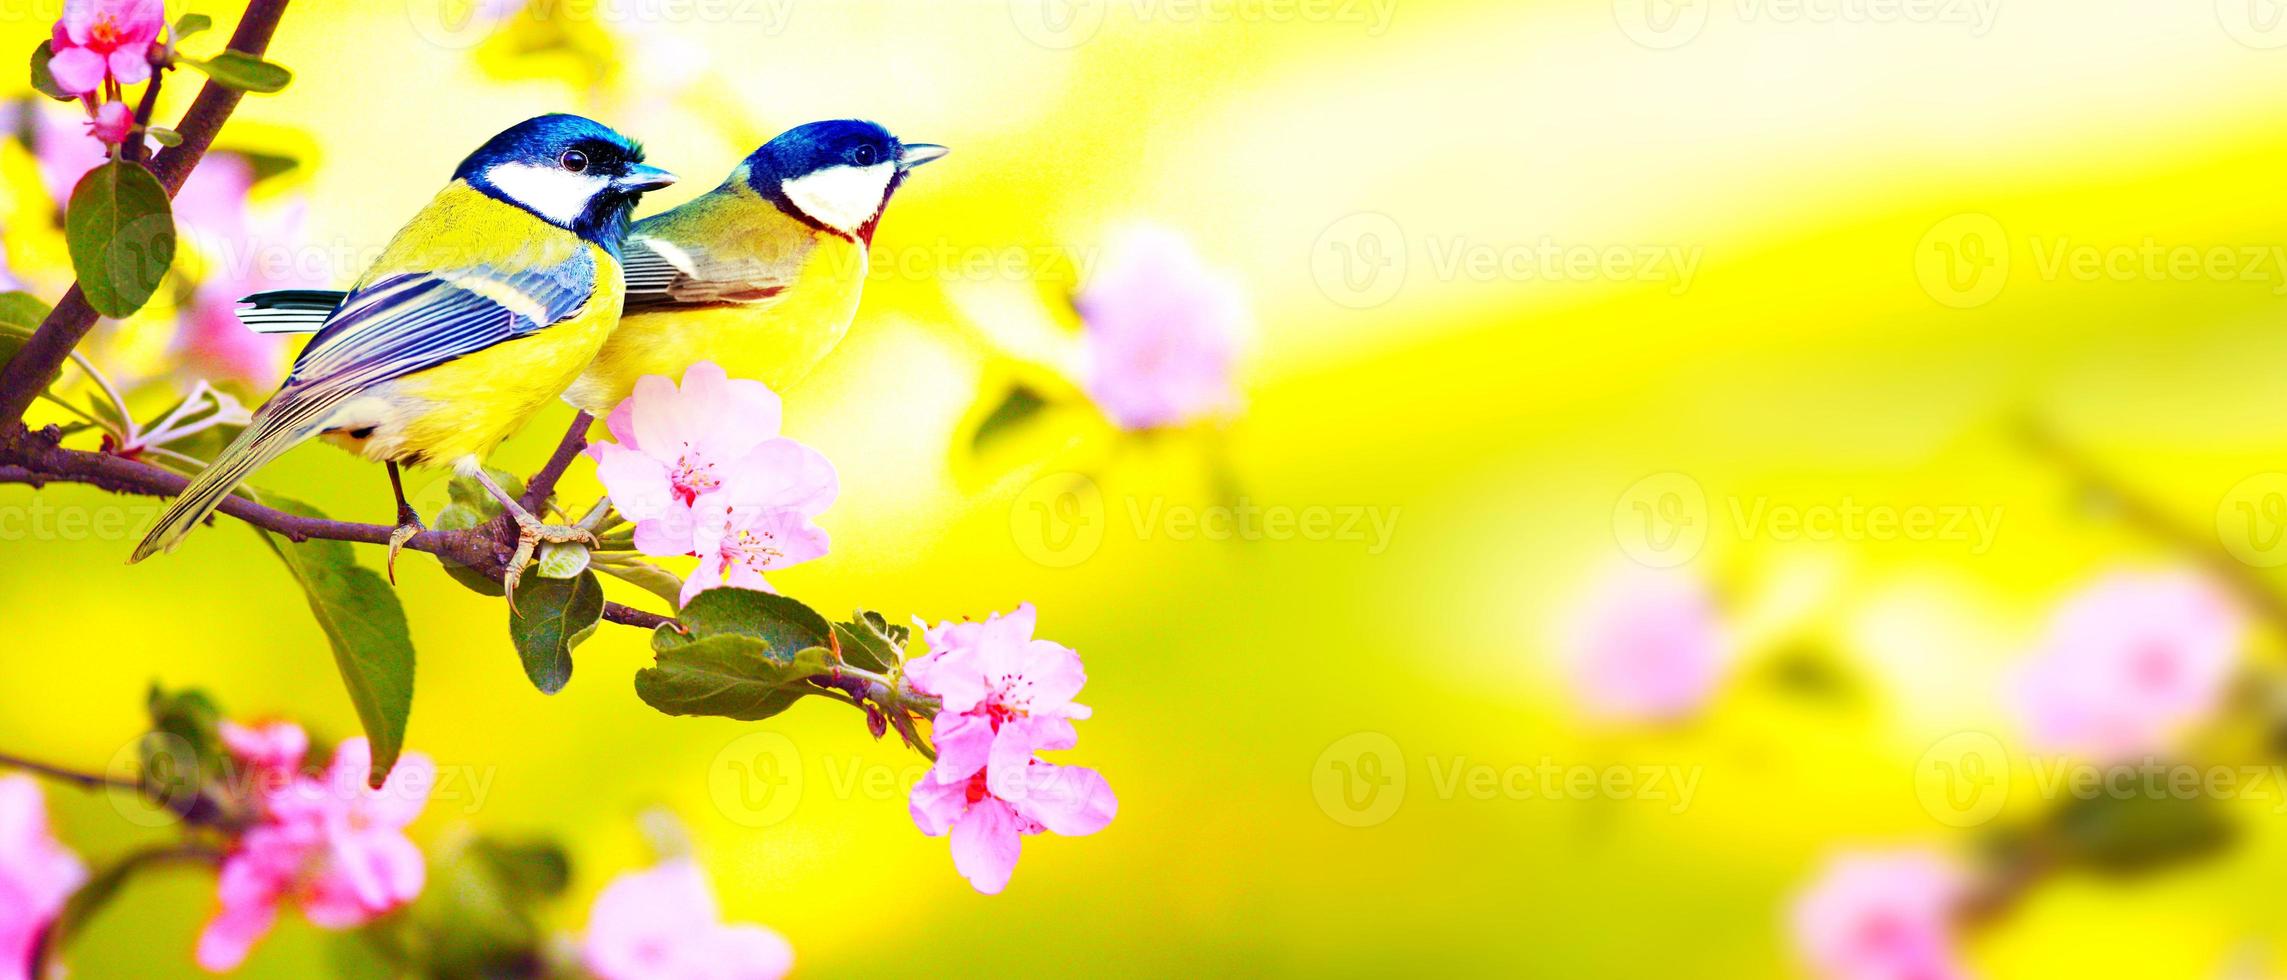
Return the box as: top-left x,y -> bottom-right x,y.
2013,569 -> 2243,761
908,759 -> 1116,895
1075,224 -> 1246,430
32,101 -> 109,206
1789,849 -> 1970,980
906,604 -> 1093,784
47,0 -> 164,96
588,362 -> 837,590
581,858 -> 794,980
0,776 -> 86,980
1567,566 -> 1727,723
198,739 -> 431,973
680,492 -> 832,606
219,720 -> 307,797
904,604 -> 1115,894
172,154 -> 303,385
85,99 -> 132,145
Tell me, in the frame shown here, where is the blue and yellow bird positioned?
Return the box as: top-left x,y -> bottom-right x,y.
133,114 -> 676,590
240,120 -> 944,415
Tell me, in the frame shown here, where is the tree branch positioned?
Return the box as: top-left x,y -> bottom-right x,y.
521,411 -> 592,515
0,0 -> 293,426
0,426 -> 671,630
0,751 -> 136,792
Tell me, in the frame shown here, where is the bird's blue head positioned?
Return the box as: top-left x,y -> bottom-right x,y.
455,114 -> 677,247
742,119 -> 947,242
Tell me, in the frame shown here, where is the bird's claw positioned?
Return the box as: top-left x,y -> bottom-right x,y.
502,514 -> 598,605
386,520 -> 423,585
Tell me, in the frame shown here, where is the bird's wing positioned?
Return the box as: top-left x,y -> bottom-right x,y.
283,257 -> 598,395
235,289 -> 345,334
621,233 -> 803,313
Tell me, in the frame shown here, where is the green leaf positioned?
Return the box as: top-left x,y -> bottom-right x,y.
172,12 -> 213,38
187,50 -> 292,93
446,467 -> 524,519
144,126 -> 183,148
507,570 -> 602,695
66,161 -> 176,318
254,497 -> 416,786
467,837 -> 572,899
356,834 -> 566,977
0,291 -> 51,333
832,610 -> 908,673
29,42 -> 73,101
139,685 -> 224,812
533,541 -> 589,579
635,634 -> 833,721
0,292 -> 60,393
428,469 -> 525,596
237,149 -> 301,186
667,588 -> 833,652
971,383 -> 1048,453
2047,782 -> 2234,875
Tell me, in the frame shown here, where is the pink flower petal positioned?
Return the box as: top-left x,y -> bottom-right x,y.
591,444 -> 674,521
46,46 -> 106,95
703,924 -> 795,979
1075,225 -> 1247,430
948,797 -> 1025,895
367,752 -> 436,831
195,898 -> 280,972
908,770 -> 968,837
1790,849 -> 1968,980
584,859 -> 794,980
1004,761 -> 1117,837
930,710 -> 994,782
105,46 -> 150,86
0,777 -> 86,974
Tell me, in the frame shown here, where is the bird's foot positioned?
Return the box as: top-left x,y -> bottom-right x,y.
386,519 -> 423,585
502,512 -> 599,606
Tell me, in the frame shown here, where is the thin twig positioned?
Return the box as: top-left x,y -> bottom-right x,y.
0,751 -> 135,792
2019,416 -> 2287,629
520,411 -> 592,515
123,62 -> 163,164
0,429 -> 671,629
0,0 -> 293,426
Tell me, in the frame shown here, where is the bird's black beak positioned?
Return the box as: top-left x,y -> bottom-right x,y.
614,164 -> 677,192
899,143 -> 949,170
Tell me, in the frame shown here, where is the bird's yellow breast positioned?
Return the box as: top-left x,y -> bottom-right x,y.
564,187 -> 869,415
316,186 -> 623,468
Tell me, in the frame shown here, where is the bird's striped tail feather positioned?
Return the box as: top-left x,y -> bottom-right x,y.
129,392 -> 344,562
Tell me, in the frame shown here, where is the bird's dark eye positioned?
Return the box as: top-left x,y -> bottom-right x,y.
851,145 -> 878,167
560,149 -> 589,173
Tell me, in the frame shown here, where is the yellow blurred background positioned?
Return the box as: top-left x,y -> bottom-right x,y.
9,0 -> 2287,975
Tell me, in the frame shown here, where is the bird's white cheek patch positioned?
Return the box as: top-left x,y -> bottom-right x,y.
779,163 -> 896,236
484,162 -> 609,227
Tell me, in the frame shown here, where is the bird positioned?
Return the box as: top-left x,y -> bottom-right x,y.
236,119 -> 946,415
133,113 -> 677,599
